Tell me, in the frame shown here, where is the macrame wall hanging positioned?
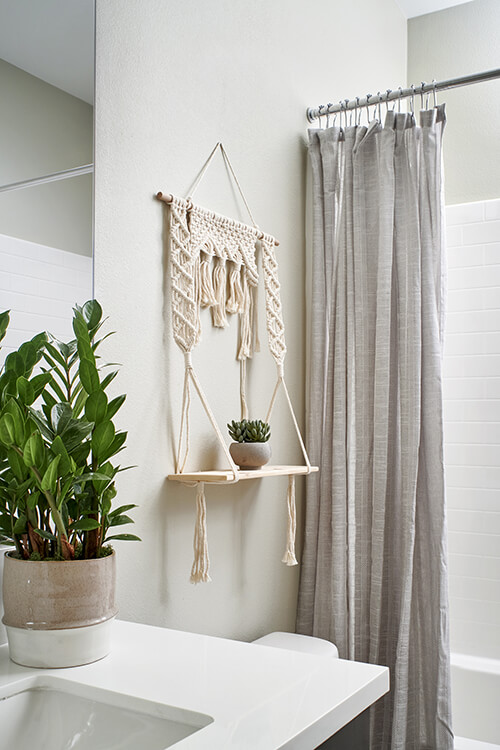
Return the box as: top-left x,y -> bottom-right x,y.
157,143 -> 317,583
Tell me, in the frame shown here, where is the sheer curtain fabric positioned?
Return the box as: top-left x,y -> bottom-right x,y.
297,107 -> 453,750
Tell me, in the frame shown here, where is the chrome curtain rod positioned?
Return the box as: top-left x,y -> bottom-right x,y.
306,68 -> 500,123
0,164 -> 94,194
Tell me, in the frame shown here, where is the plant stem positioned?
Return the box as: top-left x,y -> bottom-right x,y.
12,446 -> 68,556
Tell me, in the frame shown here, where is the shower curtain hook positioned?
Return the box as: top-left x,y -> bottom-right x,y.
420,82 -> 426,110
398,86 -> 403,113
366,93 -> 372,123
386,89 -> 393,112
326,103 -> 332,128
345,99 -> 351,127
317,104 -> 325,128
377,91 -> 382,122
432,79 -> 438,107
355,96 -> 360,126
339,100 -> 345,131
410,84 -> 415,118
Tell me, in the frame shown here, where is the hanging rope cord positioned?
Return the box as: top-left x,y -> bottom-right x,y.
166,143 -> 312,581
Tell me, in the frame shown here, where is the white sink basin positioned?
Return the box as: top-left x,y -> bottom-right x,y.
0,676 -> 213,749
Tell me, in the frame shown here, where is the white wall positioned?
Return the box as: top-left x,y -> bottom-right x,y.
408,0 -> 500,205
0,58 -> 93,257
444,199 -> 500,659
94,0 -> 406,640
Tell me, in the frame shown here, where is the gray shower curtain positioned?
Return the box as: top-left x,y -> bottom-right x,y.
297,106 -> 453,749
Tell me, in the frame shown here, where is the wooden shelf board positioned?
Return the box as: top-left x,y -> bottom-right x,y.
167,465 -> 319,484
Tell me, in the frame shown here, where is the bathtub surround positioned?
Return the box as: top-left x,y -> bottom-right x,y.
443,200 -> 500,749
298,107 -> 452,748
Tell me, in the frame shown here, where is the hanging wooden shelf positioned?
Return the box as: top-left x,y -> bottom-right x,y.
168,464 -> 319,485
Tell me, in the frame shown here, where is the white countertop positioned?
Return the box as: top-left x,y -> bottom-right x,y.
0,620 -> 389,749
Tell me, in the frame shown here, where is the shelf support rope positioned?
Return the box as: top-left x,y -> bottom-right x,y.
161,144 -> 314,581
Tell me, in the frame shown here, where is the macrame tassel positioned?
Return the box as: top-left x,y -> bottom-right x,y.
211,257 -> 228,327
190,483 -> 211,583
282,475 -> 298,566
226,262 -> 245,314
199,251 -> 217,308
238,273 -> 253,360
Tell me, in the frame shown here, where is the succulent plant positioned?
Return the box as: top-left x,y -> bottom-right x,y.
227,419 -> 270,443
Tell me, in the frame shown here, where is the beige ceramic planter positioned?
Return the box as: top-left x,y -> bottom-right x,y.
2,551 -> 117,668
229,442 -> 271,469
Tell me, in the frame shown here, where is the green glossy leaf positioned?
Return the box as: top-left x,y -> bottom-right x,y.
40,454 -> 60,494
85,390 -> 108,424
51,403 -> 73,435
50,435 -> 72,475
0,310 -> 10,342
4,352 -> 24,377
108,514 -> 134,527
100,370 -> 118,391
13,513 -> 27,534
34,528 -> 56,541
104,533 -> 141,542
108,503 -> 137,517
106,394 -> 126,420
19,341 -> 41,375
99,431 -> 126,463
0,414 -> 16,446
79,358 -> 100,394
69,518 -> 100,531
91,420 -> 115,459
16,376 -> 35,405
3,399 -> 25,445
82,300 -> 103,332
26,407 -> 55,442
7,448 -> 27,481
59,420 -> 93,453
31,372 -> 52,400
23,432 -> 45,468
44,342 -> 68,369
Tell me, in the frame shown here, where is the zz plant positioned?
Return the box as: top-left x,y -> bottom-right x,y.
0,301 -> 139,561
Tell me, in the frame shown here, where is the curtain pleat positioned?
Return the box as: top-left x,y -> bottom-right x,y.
297,105 -> 453,750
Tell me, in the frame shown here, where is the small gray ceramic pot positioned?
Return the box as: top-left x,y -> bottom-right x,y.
229,442 -> 271,470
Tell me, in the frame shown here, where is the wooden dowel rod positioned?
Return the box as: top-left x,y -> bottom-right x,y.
155,191 -> 279,246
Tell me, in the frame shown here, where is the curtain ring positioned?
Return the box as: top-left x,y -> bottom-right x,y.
398,86 -> 403,113
377,91 -> 383,122
410,84 -> 415,117
355,96 -> 360,126
432,79 -> 438,107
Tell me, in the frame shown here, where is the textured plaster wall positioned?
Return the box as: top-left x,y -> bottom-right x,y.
94,0 -> 406,640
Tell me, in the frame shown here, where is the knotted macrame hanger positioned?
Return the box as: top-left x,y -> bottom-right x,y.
159,142 -> 313,582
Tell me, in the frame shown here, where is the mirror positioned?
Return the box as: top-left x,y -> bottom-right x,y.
0,0 -> 94,359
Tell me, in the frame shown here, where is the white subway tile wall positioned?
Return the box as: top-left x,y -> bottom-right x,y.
444,198 -> 500,660
0,233 -> 92,361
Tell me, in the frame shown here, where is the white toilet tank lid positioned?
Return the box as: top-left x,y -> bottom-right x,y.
252,631 -> 339,659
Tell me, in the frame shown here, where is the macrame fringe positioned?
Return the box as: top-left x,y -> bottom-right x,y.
199,251 -> 217,307
211,257 -> 228,327
238,274 -> 253,360
190,482 -> 211,583
226,262 -> 245,314
282,475 -> 298,566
